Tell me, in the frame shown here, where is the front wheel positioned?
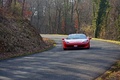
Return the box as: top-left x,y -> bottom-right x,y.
86,47 -> 90,49
63,48 -> 67,50
86,44 -> 90,49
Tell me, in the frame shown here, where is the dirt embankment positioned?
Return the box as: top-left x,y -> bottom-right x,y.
0,14 -> 53,60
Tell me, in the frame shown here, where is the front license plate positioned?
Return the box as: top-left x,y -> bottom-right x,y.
74,45 -> 78,47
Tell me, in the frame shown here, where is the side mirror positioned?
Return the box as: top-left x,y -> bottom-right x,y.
89,37 -> 92,40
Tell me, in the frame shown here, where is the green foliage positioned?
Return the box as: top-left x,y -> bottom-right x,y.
116,15 -> 120,40
93,0 -> 120,40
95,0 -> 109,38
92,0 -> 100,37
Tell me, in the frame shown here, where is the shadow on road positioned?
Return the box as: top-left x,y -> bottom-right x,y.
0,35 -> 120,80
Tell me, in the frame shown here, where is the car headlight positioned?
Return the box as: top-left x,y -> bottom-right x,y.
63,40 -> 69,44
65,41 -> 69,44
82,40 -> 88,43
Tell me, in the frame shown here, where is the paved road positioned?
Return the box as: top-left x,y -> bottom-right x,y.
0,34 -> 120,80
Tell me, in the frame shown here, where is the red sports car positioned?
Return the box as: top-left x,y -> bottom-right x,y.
62,34 -> 91,50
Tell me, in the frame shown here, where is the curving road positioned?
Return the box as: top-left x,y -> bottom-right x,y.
0,34 -> 120,80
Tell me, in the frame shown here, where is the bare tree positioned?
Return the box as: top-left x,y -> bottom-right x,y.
22,0 -> 25,17
12,0 -> 17,15
0,0 -> 3,7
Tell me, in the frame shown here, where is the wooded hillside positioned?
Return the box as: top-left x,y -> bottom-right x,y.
0,0 -> 47,59
0,0 -> 120,55
93,0 -> 120,40
26,0 -> 120,41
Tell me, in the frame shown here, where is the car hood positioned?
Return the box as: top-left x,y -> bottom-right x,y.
64,39 -> 88,43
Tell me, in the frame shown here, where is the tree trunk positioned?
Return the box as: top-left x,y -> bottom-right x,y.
22,0 -> 25,17
12,0 -> 16,15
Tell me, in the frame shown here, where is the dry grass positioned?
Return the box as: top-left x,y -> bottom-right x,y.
94,38 -> 120,80
0,38 -> 55,60
93,38 -> 120,45
96,61 -> 120,80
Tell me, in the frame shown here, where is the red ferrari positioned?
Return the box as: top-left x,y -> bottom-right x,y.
62,34 -> 91,50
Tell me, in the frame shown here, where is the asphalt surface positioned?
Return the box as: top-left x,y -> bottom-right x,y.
0,34 -> 120,80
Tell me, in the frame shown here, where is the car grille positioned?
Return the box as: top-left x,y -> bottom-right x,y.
66,45 -> 86,48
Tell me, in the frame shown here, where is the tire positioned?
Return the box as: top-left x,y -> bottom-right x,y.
86,44 -> 90,49
63,48 -> 67,50
86,47 -> 90,49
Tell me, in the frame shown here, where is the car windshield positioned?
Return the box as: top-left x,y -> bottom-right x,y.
67,34 -> 87,39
